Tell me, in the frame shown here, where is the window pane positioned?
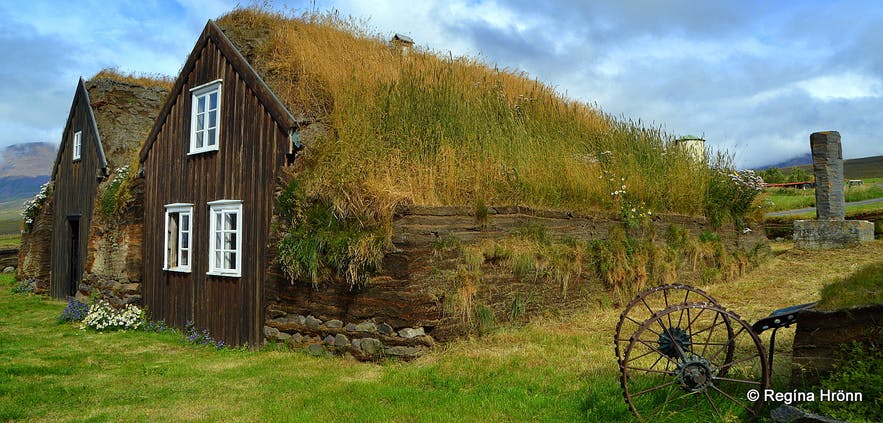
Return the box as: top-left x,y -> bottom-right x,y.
215,232 -> 221,250
207,128 -> 216,146
196,131 -> 204,148
224,233 -> 234,250
209,92 -> 218,110
224,213 -> 235,230
224,252 -> 234,269
196,112 -> 205,131
181,250 -> 189,266
215,251 -> 222,269
198,96 -> 205,113
181,234 -> 189,249
181,215 -> 189,231
208,110 -> 217,129
215,212 -> 222,230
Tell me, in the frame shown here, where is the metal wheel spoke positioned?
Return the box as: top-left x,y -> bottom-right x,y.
710,384 -> 754,414
627,347 -> 663,363
704,390 -> 722,418
700,313 -> 720,357
641,298 -> 656,316
663,289 -> 673,329
630,380 -> 677,397
635,339 -> 679,366
625,365 -> 674,375
708,325 -> 746,363
713,376 -> 762,385
719,353 -> 760,369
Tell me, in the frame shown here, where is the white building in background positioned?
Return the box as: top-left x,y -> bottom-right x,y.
675,135 -> 706,161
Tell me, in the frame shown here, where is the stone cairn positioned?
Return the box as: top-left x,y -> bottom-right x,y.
793,131 -> 874,249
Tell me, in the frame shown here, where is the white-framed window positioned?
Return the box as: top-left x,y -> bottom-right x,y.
208,200 -> 242,277
72,131 -> 82,161
189,79 -> 222,155
164,203 -> 193,272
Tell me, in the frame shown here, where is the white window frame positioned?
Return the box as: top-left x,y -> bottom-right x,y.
207,200 -> 242,277
163,203 -> 193,273
72,131 -> 82,161
189,79 -> 222,155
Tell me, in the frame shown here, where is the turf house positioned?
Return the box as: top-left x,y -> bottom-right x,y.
18,73 -> 169,301
131,8 -> 769,358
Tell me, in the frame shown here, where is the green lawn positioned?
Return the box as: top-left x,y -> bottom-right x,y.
4,241 -> 883,422
0,273 -> 629,422
764,178 -> 883,212
0,233 -> 20,249
0,198 -> 26,235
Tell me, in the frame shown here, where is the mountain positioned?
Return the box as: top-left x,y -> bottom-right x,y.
761,153 -> 812,170
0,142 -> 56,178
0,142 -> 56,233
779,154 -> 883,180
0,141 -> 56,202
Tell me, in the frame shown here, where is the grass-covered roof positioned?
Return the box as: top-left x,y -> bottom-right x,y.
85,69 -> 171,171
215,7 -> 709,220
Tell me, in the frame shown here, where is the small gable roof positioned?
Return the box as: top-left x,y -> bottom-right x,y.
51,77 -> 107,181
139,20 -> 298,163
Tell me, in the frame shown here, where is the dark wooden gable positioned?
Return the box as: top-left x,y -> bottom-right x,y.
49,78 -> 107,299
140,20 -> 298,163
140,20 -> 298,347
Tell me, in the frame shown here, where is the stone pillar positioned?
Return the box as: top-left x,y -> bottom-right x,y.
810,131 -> 845,220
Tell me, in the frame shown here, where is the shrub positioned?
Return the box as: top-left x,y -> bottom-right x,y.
81,301 -> 145,331
184,321 -> 227,349
276,179 -> 387,287
99,166 -> 129,216
59,297 -> 89,322
801,343 -> 882,422
704,166 -> 764,229
11,278 -> 36,294
22,181 -> 51,227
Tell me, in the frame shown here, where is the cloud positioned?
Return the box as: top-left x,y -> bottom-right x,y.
2,0 -> 882,168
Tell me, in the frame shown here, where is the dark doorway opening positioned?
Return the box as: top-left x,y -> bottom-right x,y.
68,216 -> 80,297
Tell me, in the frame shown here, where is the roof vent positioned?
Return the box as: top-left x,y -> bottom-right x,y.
391,33 -> 414,55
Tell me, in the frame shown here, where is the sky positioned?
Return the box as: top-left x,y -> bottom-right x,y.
2,0 -> 882,169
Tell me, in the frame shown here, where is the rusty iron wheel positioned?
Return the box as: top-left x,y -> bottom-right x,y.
615,284 -> 720,364
620,303 -> 769,421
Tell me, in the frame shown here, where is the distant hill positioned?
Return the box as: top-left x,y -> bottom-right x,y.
0,142 -> 56,233
0,142 -> 56,178
781,154 -> 883,180
763,153 -> 812,169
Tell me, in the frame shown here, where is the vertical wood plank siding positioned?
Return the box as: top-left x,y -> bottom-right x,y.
50,90 -> 100,299
142,38 -> 288,346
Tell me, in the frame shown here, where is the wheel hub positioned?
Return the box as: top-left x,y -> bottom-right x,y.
658,327 -> 691,358
677,354 -> 716,393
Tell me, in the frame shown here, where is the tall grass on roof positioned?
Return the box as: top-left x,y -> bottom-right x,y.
217,7 -> 714,286
90,67 -> 174,90
217,8 -> 706,216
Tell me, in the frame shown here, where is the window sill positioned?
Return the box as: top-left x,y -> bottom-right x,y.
187,146 -> 219,156
164,267 -> 191,273
206,271 -> 241,278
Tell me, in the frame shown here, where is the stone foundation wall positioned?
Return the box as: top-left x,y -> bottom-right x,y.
17,191 -> 54,295
265,206 -> 765,360
78,177 -> 144,306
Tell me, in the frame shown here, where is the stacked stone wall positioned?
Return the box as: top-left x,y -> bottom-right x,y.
17,190 -> 54,294
78,177 -> 144,306
265,206 -> 766,360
